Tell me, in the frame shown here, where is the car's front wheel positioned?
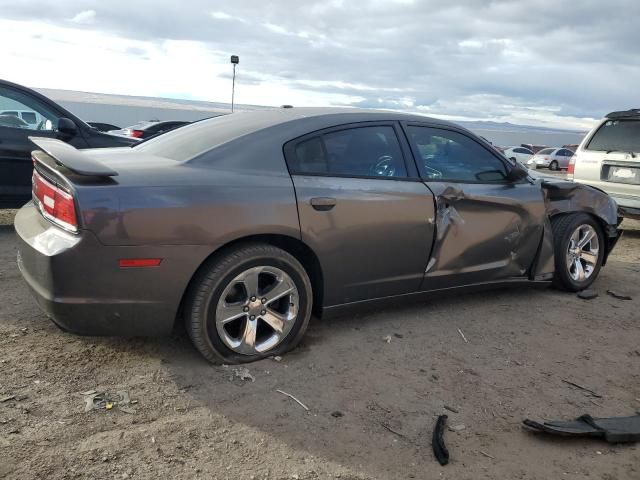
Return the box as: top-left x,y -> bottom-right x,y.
185,244 -> 313,364
551,214 -> 604,292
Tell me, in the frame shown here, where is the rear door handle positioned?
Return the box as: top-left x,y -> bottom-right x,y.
310,197 -> 336,211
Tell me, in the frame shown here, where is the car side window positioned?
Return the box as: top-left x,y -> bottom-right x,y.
406,126 -> 508,182
0,86 -> 58,131
289,126 -> 407,178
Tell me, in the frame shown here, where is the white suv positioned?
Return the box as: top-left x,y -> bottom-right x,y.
571,109 -> 640,219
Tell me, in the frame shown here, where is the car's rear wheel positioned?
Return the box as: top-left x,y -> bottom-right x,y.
551,214 -> 604,292
549,160 -> 559,171
185,244 -> 313,364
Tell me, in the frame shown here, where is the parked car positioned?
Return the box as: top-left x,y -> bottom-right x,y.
0,114 -> 30,129
108,120 -> 190,139
0,79 -> 137,208
562,144 -> 579,152
0,109 -> 42,128
571,109 -> 640,219
503,146 -> 534,164
15,108 -> 620,364
521,144 -> 548,154
88,122 -> 121,132
526,147 -> 575,170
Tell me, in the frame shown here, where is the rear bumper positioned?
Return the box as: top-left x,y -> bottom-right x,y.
15,202 -> 212,336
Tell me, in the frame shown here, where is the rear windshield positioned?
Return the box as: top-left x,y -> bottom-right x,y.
134,113 -> 281,161
537,148 -> 554,155
587,119 -> 640,152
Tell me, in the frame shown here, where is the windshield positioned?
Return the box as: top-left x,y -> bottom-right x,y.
587,119 -> 640,152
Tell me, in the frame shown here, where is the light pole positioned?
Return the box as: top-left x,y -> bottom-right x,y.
230,55 -> 239,113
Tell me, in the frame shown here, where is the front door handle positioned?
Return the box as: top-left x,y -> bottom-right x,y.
310,197 -> 336,211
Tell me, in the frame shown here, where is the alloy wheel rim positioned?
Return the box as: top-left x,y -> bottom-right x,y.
565,224 -> 599,282
215,266 -> 299,355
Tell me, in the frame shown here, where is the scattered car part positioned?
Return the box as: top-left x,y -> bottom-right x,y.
432,414 -> 450,465
606,289 -> 632,300
577,289 -> 598,300
523,414 -> 640,443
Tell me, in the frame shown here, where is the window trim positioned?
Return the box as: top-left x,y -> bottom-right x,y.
283,121 -> 420,181
400,122 -> 516,185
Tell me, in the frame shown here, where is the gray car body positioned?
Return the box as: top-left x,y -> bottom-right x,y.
14,108 -> 621,336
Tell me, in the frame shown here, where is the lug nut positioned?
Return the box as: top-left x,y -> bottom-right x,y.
243,307 -> 249,312
260,310 -> 266,315
261,298 -> 267,304
250,296 -> 256,302
250,315 -> 255,320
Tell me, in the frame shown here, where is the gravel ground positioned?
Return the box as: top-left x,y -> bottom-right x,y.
0,212 -> 639,480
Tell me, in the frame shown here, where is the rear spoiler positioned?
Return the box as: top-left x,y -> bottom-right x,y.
29,137 -> 118,177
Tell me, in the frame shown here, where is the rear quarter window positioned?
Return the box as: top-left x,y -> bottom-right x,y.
587,119 -> 640,152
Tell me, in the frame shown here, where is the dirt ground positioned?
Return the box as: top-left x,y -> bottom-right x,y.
1,208 -> 639,480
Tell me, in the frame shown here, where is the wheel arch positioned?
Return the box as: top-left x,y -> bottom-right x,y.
175,234 -> 325,326
548,211 -> 615,266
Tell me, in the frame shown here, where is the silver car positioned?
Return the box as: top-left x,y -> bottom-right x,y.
527,147 -> 574,171
571,109 -> 640,219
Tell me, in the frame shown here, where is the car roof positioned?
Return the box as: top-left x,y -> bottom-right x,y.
606,109 -> 640,120
179,107 -> 463,140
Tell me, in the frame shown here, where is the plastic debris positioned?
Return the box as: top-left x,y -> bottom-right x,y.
83,391 -> 135,413
458,328 -> 469,343
448,424 -> 466,432
561,379 -> 602,398
383,335 -> 392,343
432,415 -> 450,466
233,367 -> 255,382
607,290 -> 632,301
577,289 -> 598,300
276,389 -> 309,411
524,414 -> 640,443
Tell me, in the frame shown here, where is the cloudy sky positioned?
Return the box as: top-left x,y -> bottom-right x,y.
0,0 -> 638,130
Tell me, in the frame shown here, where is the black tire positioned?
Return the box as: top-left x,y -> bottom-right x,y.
184,244 -> 313,364
549,160 -> 558,171
550,214 -> 605,292
510,157 -> 517,162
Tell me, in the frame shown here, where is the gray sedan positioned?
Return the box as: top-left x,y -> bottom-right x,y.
15,108 -> 620,363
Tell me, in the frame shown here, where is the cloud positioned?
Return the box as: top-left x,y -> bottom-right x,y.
68,9 -> 96,25
0,0 -> 638,129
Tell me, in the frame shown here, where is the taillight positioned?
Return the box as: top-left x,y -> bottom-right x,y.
130,130 -> 144,138
32,170 -> 78,232
567,155 -> 576,177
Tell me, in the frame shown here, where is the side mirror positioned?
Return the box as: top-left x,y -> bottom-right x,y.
57,117 -> 78,137
507,162 -> 529,182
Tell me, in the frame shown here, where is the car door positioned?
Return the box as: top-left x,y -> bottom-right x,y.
284,122 -> 436,306
403,124 -> 547,290
0,85 -> 87,206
